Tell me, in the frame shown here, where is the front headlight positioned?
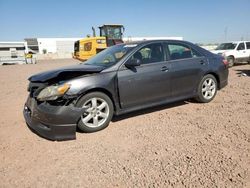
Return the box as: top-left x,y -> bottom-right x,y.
37,83 -> 70,101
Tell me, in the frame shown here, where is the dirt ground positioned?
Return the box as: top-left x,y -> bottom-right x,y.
0,59 -> 249,187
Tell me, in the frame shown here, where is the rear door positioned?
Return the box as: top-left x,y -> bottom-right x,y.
117,42 -> 171,109
164,42 -> 208,98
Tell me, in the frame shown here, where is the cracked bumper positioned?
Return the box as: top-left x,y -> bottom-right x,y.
23,97 -> 84,141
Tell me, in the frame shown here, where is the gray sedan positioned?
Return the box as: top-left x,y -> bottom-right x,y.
23,40 -> 229,140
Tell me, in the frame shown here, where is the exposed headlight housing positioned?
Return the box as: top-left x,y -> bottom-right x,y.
37,83 -> 70,101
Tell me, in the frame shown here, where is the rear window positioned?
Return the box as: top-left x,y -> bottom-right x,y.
246,42 -> 250,49
167,43 -> 202,60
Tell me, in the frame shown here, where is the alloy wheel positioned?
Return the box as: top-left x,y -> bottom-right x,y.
201,78 -> 216,100
81,97 -> 109,128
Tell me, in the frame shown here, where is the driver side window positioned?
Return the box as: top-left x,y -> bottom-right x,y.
130,43 -> 164,64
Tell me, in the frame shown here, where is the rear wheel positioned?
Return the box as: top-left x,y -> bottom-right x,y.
227,56 -> 234,67
195,74 -> 217,103
76,92 -> 114,133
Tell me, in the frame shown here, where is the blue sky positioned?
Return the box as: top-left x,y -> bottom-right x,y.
0,0 -> 249,43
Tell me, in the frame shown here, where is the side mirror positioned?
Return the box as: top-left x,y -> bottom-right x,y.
125,58 -> 141,67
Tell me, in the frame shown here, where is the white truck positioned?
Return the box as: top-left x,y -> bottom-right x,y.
212,41 -> 250,66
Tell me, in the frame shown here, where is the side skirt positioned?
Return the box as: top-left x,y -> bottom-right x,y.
114,94 -> 195,116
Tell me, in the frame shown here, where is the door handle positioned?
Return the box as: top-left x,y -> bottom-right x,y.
161,66 -> 169,72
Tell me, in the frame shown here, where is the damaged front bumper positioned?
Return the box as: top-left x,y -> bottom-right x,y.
23,96 -> 84,141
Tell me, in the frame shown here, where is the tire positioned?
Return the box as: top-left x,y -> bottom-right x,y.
195,74 -> 217,103
227,56 -> 234,67
76,92 -> 114,133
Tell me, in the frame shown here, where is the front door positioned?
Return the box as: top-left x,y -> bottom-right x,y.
117,43 -> 171,109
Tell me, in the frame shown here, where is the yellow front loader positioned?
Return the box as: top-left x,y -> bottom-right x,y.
73,24 -> 124,61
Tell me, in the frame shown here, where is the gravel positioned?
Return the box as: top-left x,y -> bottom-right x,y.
0,59 -> 249,187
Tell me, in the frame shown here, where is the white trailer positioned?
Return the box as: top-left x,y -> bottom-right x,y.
0,42 -> 28,65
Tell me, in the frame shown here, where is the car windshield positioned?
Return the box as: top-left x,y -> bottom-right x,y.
215,43 -> 237,50
85,44 -> 137,67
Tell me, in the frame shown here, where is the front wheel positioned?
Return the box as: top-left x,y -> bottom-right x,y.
195,74 -> 217,103
76,92 -> 114,133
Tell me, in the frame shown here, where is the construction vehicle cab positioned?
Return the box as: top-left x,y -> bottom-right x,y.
99,24 -> 124,47
73,24 -> 124,61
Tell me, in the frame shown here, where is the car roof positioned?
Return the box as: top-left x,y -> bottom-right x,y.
123,39 -> 190,45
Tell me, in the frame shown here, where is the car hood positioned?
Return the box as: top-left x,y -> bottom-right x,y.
29,64 -> 105,83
